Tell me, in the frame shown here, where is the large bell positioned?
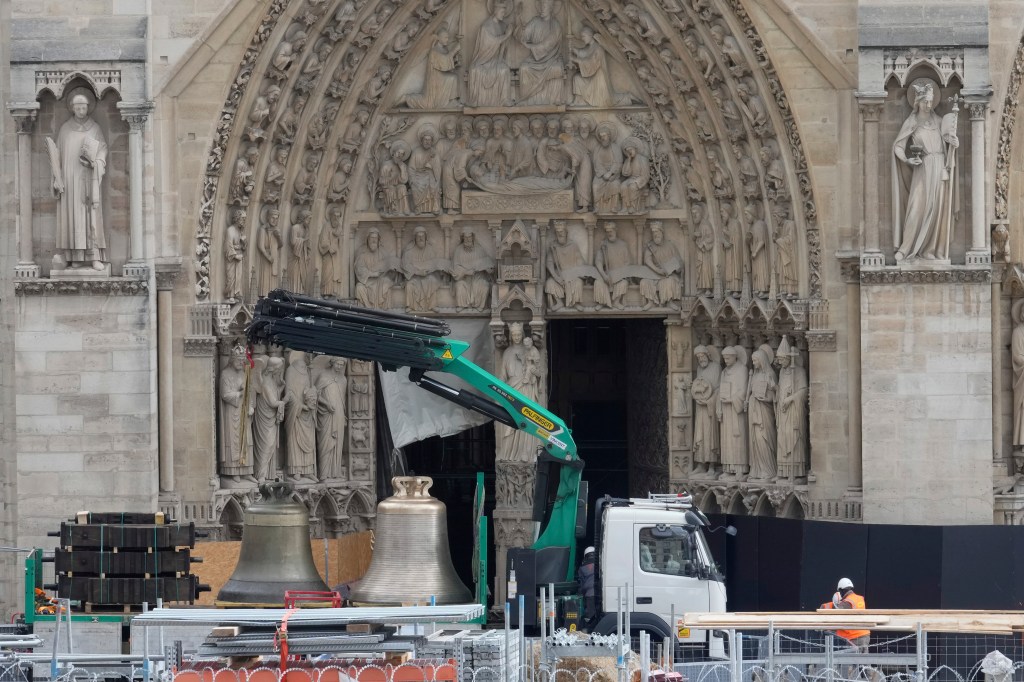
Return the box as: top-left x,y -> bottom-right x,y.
217,482 -> 329,606
352,476 -> 472,605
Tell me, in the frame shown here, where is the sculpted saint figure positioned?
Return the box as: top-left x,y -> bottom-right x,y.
485,115 -> 513,180
746,344 -> 777,481
592,123 -> 623,213
220,346 -> 256,484
775,336 -> 808,480
402,226 -> 446,311
468,0 -> 514,106
595,221 -> 633,308
692,345 -> 721,476
451,228 -> 494,311
1014,301 -> 1024,454
328,155 -> 354,202
692,202 -> 715,295
229,145 -> 258,205
640,221 -> 684,308
510,116 -> 537,178
436,117 -> 460,164
517,0 -> 567,105
285,352 -> 318,481
319,206 -> 344,298
409,125 -> 443,215
559,117 -> 593,211
223,209 -> 247,302
719,202 -> 743,294
716,345 -> 748,480
380,141 -> 412,215
892,79 -> 959,262
545,221 -> 584,310
256,206 -> 283,296
265,145 -> 289,192
571,26 -> 632,107
252,354 -> 286,481
289,209 -> 312,293
744,204 -> 770,297
772,203 -> 799,297
442,140 -> 485,213
314,356 -> 348,481
49,92 -> 108,270
537,117 -> 569,179
355,228 -> 398,308
620,137 -> 650,213
498,324 -> 544,462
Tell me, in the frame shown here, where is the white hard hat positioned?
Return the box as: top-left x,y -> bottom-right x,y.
837,577 -> 854,590
584,546 -> 596,555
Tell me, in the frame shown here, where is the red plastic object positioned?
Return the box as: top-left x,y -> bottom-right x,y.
283,591 -> 342,608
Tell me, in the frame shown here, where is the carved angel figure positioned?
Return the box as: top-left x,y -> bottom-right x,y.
571,26 -> 633,107
401,26 -> 461,108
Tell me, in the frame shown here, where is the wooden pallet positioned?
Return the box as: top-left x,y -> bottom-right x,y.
82,602 -> 140,614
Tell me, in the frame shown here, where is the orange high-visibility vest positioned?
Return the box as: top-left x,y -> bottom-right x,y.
821,591 -> 869,642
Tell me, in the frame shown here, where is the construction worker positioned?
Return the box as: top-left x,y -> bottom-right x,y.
821,577 -> 870,650
577,546 -> 596,628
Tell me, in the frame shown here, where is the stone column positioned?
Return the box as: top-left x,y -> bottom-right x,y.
10,104 -> 40,279
118,102 -> 154,278
841,257 -> 863,491
858,99 -> 884,267
966,100 -> 991,265
155,258 -> 182,493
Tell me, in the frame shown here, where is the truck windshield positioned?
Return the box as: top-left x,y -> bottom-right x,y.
638,526 -> 698,576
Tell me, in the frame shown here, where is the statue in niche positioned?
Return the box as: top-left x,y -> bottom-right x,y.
327,0 -> 357,39
892,78 -> 959,263
308,109 -> 332,151
380,141 -> 412,215
328,155 -> 354,202
620,137 -> 650,213
593,123 -> 623,213
635,63 -> 669,106
709,24 -> 746,77
285,351 -> 318,482
219,345 -> 256,485
692,345 -> 721,476
673,374 -> 690,416
683,32 -> 717,84
293,152 -> 320,203
640,220 -> 683,309
468,0 -> 514,107
256,205 -> 283,296
736,146 -> 760,198
401,25 -> 461,108
48,91 -> 108,271
692,202 -> 714,296
498,323 -> 545,462
246,93 -> 272,141
351,422 -> 371,451
360,64 -> 394,105
289,208 -> 312,293
352,377 -> 371,416
595,221 -> 633,308
510,116 -> 537,178
737,79 -> 768,132
719,202 -> 742,295
385,19 -> 421,61
402,225 -> 447,312
277,92 -> 308,144
442,140 -> 485,213
340,107 -> 370,152
537,117 -> 569,179
451,228 -> 494,311
223,208 -> 247,303
252,353 -> 286,481
298,41 -> 333,91
409,124 -> 443,215
264,145 -> 290,203
716,345 -> 748,481
746,344 -> 777,482
355,6 -> 393,48
623,3 -> 663,45
320,206 -> 344,298
560,116 -> 593,211
229,145 -> 258,205
516,0 -> 567,105
328,48 -> 362,98
771,203 -> 798,298
707,148 -> 732,197
270,28 -> 308,78
570,26 -> 633,107
760,142 -> 787,198
744,204 -> 770,298
994,223 -> 1011,263
712,86 -> 743,135
355,228 -> 398,308
314,356 -> 348,480
775,336 -> 807,481
485,116 -> 513,180
686,97 -> 716,142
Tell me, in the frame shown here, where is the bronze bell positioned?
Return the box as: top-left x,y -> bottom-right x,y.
351,476 -> 472,605
217,482 -> 329,606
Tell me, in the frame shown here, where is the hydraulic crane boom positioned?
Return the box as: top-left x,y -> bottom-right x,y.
247,290 -> 583,578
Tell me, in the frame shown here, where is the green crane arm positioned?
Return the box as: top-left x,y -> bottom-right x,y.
247,291 -> 581,579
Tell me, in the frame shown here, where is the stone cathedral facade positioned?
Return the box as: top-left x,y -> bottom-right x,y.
4,0 -> 1024,613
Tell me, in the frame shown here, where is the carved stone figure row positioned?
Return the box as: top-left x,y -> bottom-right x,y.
354,225 -> 495,312
689,336 -> 807,483
219,348 -> 361,486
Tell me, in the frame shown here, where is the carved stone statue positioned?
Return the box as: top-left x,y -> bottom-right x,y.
595,221 -> 633,308
559,117 -> 593,211
289,208 -> 312,293
355,228 -> 398,308
635,63 -> 670,106
352,376 -> 371,416
1013,301 -> 1024,453
620,137 -> 650,213
219,346 -> 256,484
538,117 -> 569,179
229,145 -> 258,205
285,351 -> 318,482
442,140 -> 485,213
716,345 -> 748,480
692,202 -> 715,295
277,92 -> 307,143
746,344 -> 777,482
256,205 -> 284,296
314,356 -> 348,481
624,3 -> 662,44
402,226 -> 447,311
328,154 -> 354,202
719,202 -> 742,295
408,124 -> 442,215
341,107 -> 370,151
48,92 -> 108,271
640,220 -> 683,308
293,151 -> 319,203
402,25 -> 461,108
380,140 -> 412,215
771,203 -> 799,297
892,78 -> 959,262
571,26 -> 632,107
320,206 -> 344,298
592,123 -> 623,213
252,353 -> 286,481
692,345 -> 721,476
265,145 -> 289,202
744,204 -> 770,298
510,116 -> 537,178
468,0 -> 514,106
775,336 -> 808,480
451,228 -> 494,311
517,0 -> 567,105
485,115 -> 513,180
545,220 -> 607,310
498,323 -> 544,462
223,208 -> 247,302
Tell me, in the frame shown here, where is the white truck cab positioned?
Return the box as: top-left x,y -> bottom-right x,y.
591,493 -> 728,658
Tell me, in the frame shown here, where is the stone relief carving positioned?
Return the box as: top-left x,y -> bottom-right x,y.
771,203 -> 798,298
229,145 -> 259,205
716,345 -> 747,480
451,228 -> 494,311
252,352 -> 287,482
400,24 -> 461,108
223,208 -> 248,303
692,202 -> 715,296
408,124 -> 443,214
467,0 -> 513,106
314,356 -> 348,480
285,351 -> 318,482
288,208 -> 313,293
355,228 -> 400,308
255,205 -> 284,297
401,225 -> 448,312
220,345 -> 256,486
746,344 -> 776,482
320,206 -> 344,298
691,344 -> 721,477
744,203 -> 770,298
545,219 -> 606,311
571,26 -> 634,107
497,323 -> 545,462
719,202 -> 743,296
640,220 -> 683,309
775,336 -> 807,481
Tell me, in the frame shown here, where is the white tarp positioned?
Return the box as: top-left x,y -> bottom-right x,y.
378,318 -> 496,449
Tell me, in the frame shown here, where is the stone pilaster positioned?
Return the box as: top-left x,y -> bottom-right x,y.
118,102 -> 154,278
9,103 -> 39,279
966,100 -> 991,266
857,99 -> 885,268
155,257 -> 182,493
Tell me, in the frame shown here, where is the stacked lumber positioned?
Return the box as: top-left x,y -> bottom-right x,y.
680,611 -> 1024,634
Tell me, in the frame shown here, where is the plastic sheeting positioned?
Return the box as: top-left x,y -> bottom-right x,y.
378,317 -> 496,449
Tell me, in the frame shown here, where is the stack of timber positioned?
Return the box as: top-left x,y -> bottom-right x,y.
681,610 -> 1024,634
51,511 -> 207,611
